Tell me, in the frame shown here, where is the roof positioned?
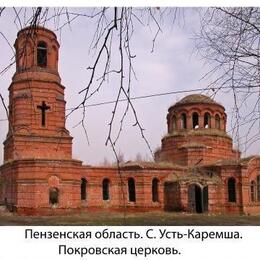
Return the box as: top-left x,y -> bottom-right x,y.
119,161 -> 185,170
209,158 -> 241,166
171,94 -> 222,107
17,26 -> 57,39
240,156 -> 260,165
203,156 -> 260,167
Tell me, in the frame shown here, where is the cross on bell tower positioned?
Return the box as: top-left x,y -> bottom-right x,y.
37,101 -> 50,127
0,26 -> 83,215
3,26 -> 73,162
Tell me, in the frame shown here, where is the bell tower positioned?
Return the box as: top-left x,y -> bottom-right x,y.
0,26 -> 82,215
4,26 -> 72,161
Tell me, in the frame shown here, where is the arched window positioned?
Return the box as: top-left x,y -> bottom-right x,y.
152,178 -> 159,202
251,181 -> 256,202
172,115 -> 177,131
257,176 -> 260,201
81,178 -> 87,200
180,113 -> 187,129
102,179 -> 110,201
228,178 -> 236,202
204,113 -> 211,128
192,112 -> 199,129
49,187 -> 59,205
37,41 -> 47,67
215,114 -> 221,129
128,178 -> 136,202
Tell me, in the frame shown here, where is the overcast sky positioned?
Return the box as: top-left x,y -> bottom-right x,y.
0,7 -> 259,165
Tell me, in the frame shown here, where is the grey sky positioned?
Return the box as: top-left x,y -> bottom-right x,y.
0,7 -> 259,165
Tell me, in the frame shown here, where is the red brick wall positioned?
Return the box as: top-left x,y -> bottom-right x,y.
157,133 -> 239,166
1,26 -> 260,217
79,167 -> 172,212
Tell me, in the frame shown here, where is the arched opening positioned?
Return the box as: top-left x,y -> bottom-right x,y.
152,178 -> 159,202
180,113 -> 187,129
228,178 -> 236,202
192,112 -> 199,129
215,114 -> 221,129
81,178 -> 87,200
172,115 -> 177,131
102,179 -> 110,201
204,112 -> 211,128
128,178 -> 136,202
188,184 -> 208,213
37,41 -> 47,67
251,181 -> 256,202
49,187 -> 59,205
257,176 -> 260,201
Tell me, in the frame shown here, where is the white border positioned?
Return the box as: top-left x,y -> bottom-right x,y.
0,0 -> 260,7
0,226 -> 258,260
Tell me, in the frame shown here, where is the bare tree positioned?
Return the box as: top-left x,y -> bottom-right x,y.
0,7 -> 184,161
0,6 -> 186,223
100,157 -> 111,166
1,7 -> 259,158
135,152 -> 143,162
196,7 -> 260,154
117,150 -> 125,164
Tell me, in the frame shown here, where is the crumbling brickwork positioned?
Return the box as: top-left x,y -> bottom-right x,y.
0,26 -> 259,216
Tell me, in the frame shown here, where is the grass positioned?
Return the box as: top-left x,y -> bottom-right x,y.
1,211 -> 260,226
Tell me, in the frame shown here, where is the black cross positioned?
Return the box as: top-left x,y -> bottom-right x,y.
37,101 -> 50,127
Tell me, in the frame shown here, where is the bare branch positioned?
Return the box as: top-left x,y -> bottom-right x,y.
196,7 -> 260,154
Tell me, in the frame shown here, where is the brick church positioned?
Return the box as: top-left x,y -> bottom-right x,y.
0,26 -> 260,216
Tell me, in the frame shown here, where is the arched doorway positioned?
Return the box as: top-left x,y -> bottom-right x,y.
188,184 -> 208,213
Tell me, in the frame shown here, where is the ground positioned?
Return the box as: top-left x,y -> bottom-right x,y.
1,212 -> 260,225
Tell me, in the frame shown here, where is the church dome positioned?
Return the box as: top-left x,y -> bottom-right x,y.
173,94 -> 222,107
166,93 -> 227,135
155,93 -> 237,167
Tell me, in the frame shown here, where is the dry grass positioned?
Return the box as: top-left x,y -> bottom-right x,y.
1,211 -> 260,226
